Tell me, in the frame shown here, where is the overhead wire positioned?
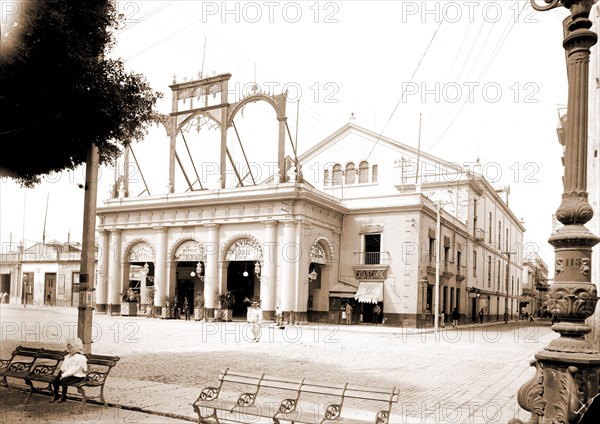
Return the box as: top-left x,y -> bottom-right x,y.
425,1 -> 527,152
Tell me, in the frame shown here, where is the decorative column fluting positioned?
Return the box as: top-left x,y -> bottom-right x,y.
510,1 -> 600,422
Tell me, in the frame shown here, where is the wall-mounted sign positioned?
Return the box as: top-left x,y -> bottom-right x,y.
175,241 -> 204,261
354,269 -> 387,280
128,243 -> 155,262
310,243 -> 326,264
226,239 -> 262,261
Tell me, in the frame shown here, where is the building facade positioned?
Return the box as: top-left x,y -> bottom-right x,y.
93,101 -> 525,327
521,253 -> 550,319
0,241 -> 83,307
1,74 -> 528,328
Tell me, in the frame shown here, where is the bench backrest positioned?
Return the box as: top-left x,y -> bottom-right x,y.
218,370 -> 301,395
28,349 -> 67,376
85,354 -> 120,368
1,346 -> 42,373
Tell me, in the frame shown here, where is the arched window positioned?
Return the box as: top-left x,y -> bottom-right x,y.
332,164 -> 342,186
345,162 -> 356,185
323,169 -> 329,187
358,161 -> 369,183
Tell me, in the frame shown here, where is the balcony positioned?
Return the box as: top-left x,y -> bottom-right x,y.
474,228 -> 485,241
353,251 -> 391,266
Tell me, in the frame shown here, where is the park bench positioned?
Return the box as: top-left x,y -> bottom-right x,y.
192,368 -> 400,424
1,346 -> 119,411
0,346 -> 62,389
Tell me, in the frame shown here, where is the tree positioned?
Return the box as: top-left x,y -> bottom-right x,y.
0,0 -> 160,187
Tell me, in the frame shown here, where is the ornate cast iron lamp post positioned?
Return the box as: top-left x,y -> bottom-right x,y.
511,1 -> 600,422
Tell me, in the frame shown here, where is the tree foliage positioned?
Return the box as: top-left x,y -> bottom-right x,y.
0,0 -> 160,187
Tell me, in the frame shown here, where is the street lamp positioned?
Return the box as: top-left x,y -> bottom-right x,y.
512,1 -> 600,422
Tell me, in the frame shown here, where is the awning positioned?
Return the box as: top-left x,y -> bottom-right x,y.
354,282 -> 383,304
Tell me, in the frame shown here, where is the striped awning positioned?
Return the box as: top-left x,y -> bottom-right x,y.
354,282 -> 383,304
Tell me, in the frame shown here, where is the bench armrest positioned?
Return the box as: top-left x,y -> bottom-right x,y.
375,410 -> 391,424
277,397 -> 298,415
321,402 -> 342,422
195,386 -> 220,402
77,371 -> 108,386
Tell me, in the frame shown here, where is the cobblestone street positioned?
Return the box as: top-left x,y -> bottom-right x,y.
1,305 -> 554,423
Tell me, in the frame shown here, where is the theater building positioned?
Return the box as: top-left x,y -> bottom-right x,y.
88,74 -> 525,327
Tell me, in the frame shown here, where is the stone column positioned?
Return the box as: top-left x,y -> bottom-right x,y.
280,220 -> 297,322
511,1 -> 600,422
155,227 -> 168,310
261,220 -> 278,318
95,230 -> 109,313
107,229 -> 122,314
204,224 -> 220,316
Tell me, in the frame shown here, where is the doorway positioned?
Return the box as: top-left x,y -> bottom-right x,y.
44,273 -> 56,306
226,261 -> 257,317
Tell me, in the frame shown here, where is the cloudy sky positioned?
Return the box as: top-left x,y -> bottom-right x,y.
1,1 -> 579,270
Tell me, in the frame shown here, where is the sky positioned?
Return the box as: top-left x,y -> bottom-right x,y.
0,0 -> 580,272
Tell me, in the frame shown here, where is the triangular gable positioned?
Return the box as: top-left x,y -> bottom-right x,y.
298,122 -> 464,176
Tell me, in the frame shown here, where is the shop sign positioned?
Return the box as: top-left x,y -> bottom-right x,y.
175,241 -> 204,261
310,243 -> 326,264
128,243 -> 155,262
226,239 -> 262,261
354,269 -> 387,279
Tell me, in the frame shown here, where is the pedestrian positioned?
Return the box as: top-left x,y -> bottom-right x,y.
479,308 -> 484,324
45,338 -> 88,403
275,306 -> 284,328
452,308 -> 459,328
439,311 -> 445,328
183,298 -> 190,321
345,302 -> 353,325
372,303 -> 381,325
46,293 -> 51,306
247,301 -> 262,342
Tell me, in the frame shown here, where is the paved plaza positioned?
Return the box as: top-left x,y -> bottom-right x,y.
0,304 -> 555,423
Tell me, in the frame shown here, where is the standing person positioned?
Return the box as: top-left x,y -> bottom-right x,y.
247,302 -> 262,342
183,298 -> 190,321
439,311 -> 445,328
479,308 -> 484,324
372,303 -> 381,325
46,293 -> 51,306
345,302 -> 353,325
275,306 -> 284,328
452,308 -> 460,328
48,338 -> 87,403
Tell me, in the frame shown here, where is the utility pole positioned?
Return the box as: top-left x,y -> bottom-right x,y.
77,144 -> 99,354
425,198 -> 450,333
434,200 -> 441,333
503,251 -> 511,324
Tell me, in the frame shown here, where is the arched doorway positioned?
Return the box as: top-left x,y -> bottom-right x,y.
226,260 -> 258,317
173,241 -> 206,318
224,236 -> 263,318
